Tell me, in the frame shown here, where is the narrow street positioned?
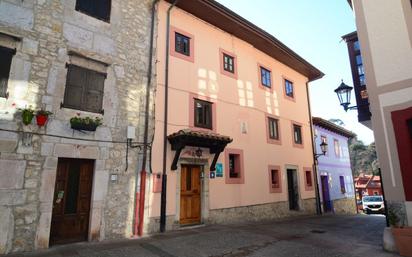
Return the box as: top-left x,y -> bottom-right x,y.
8,215 -> 398,257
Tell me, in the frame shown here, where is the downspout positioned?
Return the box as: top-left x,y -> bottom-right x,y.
306,82 -> 322,215
160,0 -> 179,233
134,0 -> 160,237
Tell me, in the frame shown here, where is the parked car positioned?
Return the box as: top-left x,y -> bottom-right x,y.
362,195 -> 385,214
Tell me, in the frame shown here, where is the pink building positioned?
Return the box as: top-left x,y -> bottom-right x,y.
144,0 -> 323,234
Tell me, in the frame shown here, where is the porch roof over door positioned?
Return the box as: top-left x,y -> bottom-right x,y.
167,129 -> 233,171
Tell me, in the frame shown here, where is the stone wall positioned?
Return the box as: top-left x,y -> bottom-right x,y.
0,0 -> 156,253
333,197 -> 357,215
209,199 -> 317,224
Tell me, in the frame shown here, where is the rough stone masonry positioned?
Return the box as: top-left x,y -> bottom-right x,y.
0,0 -> 157,253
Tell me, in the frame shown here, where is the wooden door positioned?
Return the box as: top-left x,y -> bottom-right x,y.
180,165 -> 201,225
287,169 -> 299,211
50,158 -> 94,245
321,175 -> 332,212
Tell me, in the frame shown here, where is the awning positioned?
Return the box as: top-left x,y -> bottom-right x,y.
167,129 -> 233,171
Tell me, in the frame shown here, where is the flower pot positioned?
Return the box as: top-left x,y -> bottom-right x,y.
36,114 -> 49,127
392,227 -> 412,257
70,123 -> 98,132
22,111 -> 34,125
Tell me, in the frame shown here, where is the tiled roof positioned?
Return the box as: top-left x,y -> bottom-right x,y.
313,117 -> 356,138
168,129 -> 232,143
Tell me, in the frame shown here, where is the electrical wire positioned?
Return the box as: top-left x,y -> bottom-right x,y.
0,128 -> 148,145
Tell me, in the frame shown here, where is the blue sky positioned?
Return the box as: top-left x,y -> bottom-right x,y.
216,0 -> 375,144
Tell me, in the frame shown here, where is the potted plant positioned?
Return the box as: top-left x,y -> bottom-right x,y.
35,109 -> 53,127
388,204 -> 412,256
70,114 -> 103,132
19,107 -> 35,125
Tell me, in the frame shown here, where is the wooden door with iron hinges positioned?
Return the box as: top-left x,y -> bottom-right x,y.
180,165 -> 201,225
50,158 -> 94,245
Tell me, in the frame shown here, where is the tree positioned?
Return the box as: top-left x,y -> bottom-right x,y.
349,138 -> 379,176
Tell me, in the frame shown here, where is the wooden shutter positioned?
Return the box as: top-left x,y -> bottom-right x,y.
64,65 -> 86,110
0,46 -> 15,98
84,70 -> 105,113
64,64 -> 105,113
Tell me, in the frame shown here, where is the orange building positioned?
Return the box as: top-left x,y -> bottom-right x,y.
143,0 -> 323,234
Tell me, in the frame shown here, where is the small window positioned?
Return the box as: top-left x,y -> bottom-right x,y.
223,54 -> 235,73
229,154 -> 239,178
260,67 -> 271,88
0,46 -> 15,99
175,32 -> 190,56
271,169 -> 279,188
293,124 -> 302,145
75,0 -> 111,22
334,139 -> 340,157
194,99 -> 212,129
285,79 -> 294,98
340,176 -> 346,194
305,170 -> 312,187
225,149 -> 244,184
63,64 -> 106,113
268,117 -> 279,140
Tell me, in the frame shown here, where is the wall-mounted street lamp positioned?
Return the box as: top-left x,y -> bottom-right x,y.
315,141 -> 328,160
334,80 -> 357,112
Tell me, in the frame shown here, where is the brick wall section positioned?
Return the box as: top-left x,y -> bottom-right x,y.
0,0 -> 156,253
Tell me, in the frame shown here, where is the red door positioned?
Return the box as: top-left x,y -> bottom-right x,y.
50,158 -> 94,245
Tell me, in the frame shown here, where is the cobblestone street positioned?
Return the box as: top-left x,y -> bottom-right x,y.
8,214 -> 399,257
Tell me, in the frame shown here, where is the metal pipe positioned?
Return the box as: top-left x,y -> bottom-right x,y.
133,0 -> 160,237
306,82 -> 322,215
160,0 -> 179,233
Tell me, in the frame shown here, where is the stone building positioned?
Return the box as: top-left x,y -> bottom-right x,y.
0,0 -> 156,253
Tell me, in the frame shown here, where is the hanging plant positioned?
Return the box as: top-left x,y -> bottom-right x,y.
35,109 -> 53,127
18,107 -> 35,125
70,114 -> 103,132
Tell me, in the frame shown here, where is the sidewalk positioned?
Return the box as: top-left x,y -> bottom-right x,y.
7,215 -> 399,257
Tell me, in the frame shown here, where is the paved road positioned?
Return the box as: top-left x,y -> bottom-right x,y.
8,214 -> 399,257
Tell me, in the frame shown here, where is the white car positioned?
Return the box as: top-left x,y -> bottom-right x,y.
362,195 -> 385,214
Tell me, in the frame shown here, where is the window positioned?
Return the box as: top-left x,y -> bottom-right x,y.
355,54 -> 366,86
334,139 -> 340,157
304,168 -> 314,191
229,154 -> 239,178
285,79 -> 294,98
340,176 -> 346,194
268,117 -> 279,140
194,99 -> 212,129
305,170 -> 312,187
0,46 -> 15,99
63,64 -> 105,113
219,49 -> 237,79
260,67 -> 271,88
223,54 -> 235,73
271,169 -> 279,187
268,166 -> 281,193
225,149 -> 244,184
293,124 -> 303,145
175,32 -> 190,56
75,0 -> 111,22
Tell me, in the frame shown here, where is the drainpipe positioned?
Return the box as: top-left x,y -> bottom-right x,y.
305,82 -> 322,215
133,0 -> 160,237
160,0 -> 179,233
